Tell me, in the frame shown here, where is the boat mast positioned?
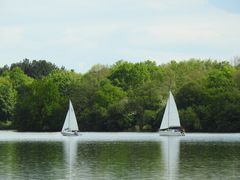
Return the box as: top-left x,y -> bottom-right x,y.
168,79 -> 172,129
168,93 -> 170,129
69,100 -> 71,130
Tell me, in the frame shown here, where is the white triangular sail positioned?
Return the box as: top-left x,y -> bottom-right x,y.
62,110 -> 70,131
160,91 -> 181,130
62,100 -> 79,132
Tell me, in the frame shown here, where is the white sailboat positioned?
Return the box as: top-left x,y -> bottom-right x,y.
159,91 -> 185,136
61,100 -> 80,136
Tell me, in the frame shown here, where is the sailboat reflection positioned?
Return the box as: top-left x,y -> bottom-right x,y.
63,137 -> 78,179
161,137 -> 180,180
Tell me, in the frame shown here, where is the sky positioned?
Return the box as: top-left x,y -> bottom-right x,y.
0,0 -> 240,73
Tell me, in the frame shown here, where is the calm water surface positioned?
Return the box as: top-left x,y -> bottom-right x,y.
0,131 -> 239,180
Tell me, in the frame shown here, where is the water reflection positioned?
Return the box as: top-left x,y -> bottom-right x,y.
0,132 -> 239,179
68,141 -> 164,180
161,137 -> 180,180
63,136 -> 180,180
0,141 -> 66,179
179,141 -> 240,179
63,137 -> 78,180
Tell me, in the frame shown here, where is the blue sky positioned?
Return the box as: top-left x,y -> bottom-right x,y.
0,0 -> 240,72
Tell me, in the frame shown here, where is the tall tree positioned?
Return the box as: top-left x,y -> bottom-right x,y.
14,78 -> 63,131
0,77 -> 17,121
10,59 -> 59,79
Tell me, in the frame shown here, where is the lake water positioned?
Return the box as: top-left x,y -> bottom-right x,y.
0,131 -> 239,180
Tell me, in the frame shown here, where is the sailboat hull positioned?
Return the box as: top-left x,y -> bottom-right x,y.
61,131 -> 79,136
159,129 -> 185,136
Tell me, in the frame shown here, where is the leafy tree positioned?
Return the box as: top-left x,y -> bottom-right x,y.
233,69 -> 240,90
0,65 -> 9,75
47,69 -> 82,98
14,78 -> 63,131
179,107 -> 201,131
70,67 -> 109,131
142,110 -> 158,131
127,82 -> 162,131
198,63 -> 238,132
96,80 -> 126,107
1,58 -> 239,132
206,68 -> 234,91
109,61 -> 155,90
96,80 -> 128,131
10,59 -> 59,79
0,77 -> 17,121
204,90 -> 240,132
106,98 -> 133,131
176,82 -> 206,109
2,67 -> 33,93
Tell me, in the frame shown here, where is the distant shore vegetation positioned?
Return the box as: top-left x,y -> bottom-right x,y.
0,58 -> 240,132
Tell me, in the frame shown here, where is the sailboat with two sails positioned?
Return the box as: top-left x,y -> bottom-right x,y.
61,100 -> 80,136
159,91 -> 185,136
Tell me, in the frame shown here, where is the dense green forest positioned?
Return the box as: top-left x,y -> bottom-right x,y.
0,58 -> 240,132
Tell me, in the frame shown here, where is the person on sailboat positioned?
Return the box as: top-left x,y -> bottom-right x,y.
72,130 -> 79,135
180,127 -> 185,135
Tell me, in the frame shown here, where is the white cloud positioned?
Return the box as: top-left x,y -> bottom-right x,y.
144,0 -> 208,10
62,25 -> 117,48
0,0 -> 240,72
126,8 -> 240,49
0,26 -> 24,47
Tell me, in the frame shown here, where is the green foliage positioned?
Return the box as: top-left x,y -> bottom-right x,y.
158,59 -> 211,91
233,70 -> 240,89
142,110 -> 158,131
47,69 -> 82,97
1,58 -> 240,132
203,90 -> 240,132
2,67 -> 33,93
70,67 -> 109,131
0,121 -> 12,129
179,107 -> 201,131
0,77 -> 17,121
97,80 -> 128,131
0,65 -> 10,75
176,82 -> 206,109
10,59 -> 59,79
206,68 -> 234,91
96,80 -> 126,107
106,98 -> 132,131
109,60 -> 156,90
127,82 -> 162,131
14,78 -> 63,131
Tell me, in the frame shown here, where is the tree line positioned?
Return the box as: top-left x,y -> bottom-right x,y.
0,58 -> 240,132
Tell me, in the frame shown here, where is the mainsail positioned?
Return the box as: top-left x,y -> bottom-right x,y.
160,91 -> 181,130
62,100 -> 79,132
